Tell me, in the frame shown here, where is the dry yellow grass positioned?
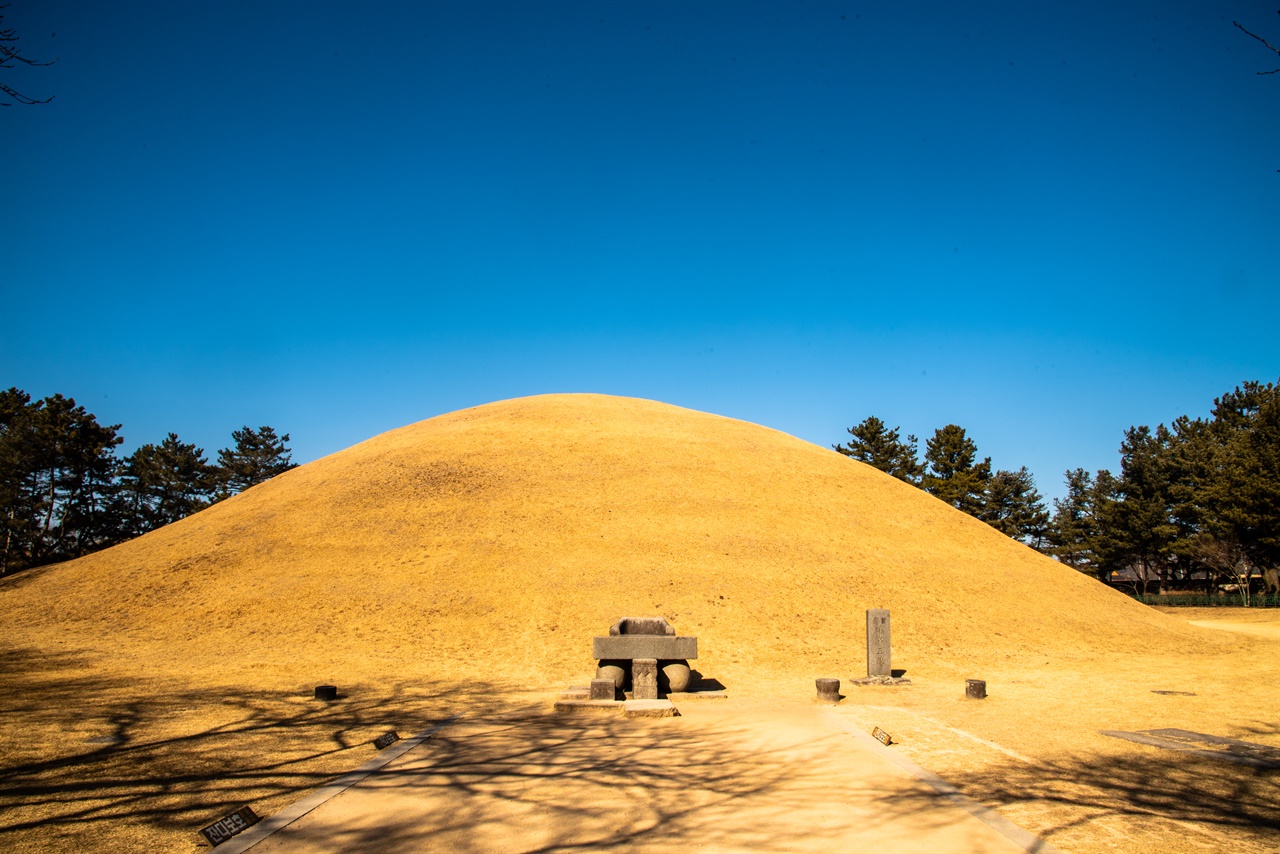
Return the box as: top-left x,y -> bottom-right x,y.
1,393 -> 1275,852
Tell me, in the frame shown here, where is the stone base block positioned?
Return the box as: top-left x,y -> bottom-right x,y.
851,676 -> 912,686
623,699 -> 680,718
632,658 -> 658,700
553,699 -> 624,715
590,678 -> 616,700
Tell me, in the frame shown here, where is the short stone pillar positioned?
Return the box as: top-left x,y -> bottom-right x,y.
632,658 -> 659,700
966,679 -> 987,700
866,609 -> 891,677
815,678 -> 840,703
590,678 -> 616,700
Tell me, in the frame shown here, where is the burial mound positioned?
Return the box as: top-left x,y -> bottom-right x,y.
2,394 -> 1218,692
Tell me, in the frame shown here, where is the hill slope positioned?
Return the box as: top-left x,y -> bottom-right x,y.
2,394 -> 1214,691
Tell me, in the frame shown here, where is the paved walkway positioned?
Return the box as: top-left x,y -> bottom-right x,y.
224,698 -> 1056,853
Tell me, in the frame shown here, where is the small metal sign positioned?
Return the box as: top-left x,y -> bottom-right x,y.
871,726 -> 893,746
200,805 -> 260,847
372,730 -> 401,750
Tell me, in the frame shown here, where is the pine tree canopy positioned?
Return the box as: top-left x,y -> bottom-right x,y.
979,466 -> 1049,547
1,389 -> 302,575
0,389 -> 123,571
1047,468 -> 1101,575
1042,379 -> 1278,595
922,424 -> 991,515
216,426 -> 296,495
833,416 -> 923,484
123,434 -> 217,531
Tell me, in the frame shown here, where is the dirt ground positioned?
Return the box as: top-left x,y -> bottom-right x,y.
1,395 -> 1276,852
251,698 -> 1036,853
1,614 -> 1276,853
830,608 -> 1280,854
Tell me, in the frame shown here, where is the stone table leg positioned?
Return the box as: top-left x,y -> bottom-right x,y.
632,658 -> 658,700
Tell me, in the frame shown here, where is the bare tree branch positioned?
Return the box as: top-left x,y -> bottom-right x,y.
1,79 -> 47,104
0,3 -> 56,106
1233,17 -> 1280,75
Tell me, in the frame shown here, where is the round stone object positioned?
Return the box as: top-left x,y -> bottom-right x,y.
965,679 -> 987,700
815,678 -> 840,702
314,685 -> 338,701
659,660 -> 691,693
596,660 -> 629,690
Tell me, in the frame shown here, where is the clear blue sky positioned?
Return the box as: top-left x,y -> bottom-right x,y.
5,0 -> 1278,504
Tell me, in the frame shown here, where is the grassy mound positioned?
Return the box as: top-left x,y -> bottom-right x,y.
2,393 -> 1216,691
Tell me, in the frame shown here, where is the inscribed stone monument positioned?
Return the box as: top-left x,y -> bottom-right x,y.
866,609 -> 891,677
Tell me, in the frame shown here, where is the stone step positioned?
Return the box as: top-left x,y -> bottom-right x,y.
553,699 -> 623,715
623,699 -> 680,718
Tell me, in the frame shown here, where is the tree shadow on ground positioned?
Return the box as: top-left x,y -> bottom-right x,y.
21,638 -> 1263,853
953,726 -> 1280,851
0,645 -> 508,851
250,708 -> 1026,853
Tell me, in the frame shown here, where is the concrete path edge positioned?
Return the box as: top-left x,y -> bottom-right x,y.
823,710 -> 1062,854
213,717 -> 459,853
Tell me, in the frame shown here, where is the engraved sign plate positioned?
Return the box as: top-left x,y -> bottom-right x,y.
200,805 -> 260,847
373,730 -> 401,750
872,726 -> 893,746
866,609 -> 891,677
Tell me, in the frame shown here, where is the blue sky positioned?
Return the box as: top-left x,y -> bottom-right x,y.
5,0 -> 1278,504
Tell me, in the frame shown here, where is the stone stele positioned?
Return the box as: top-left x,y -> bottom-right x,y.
866,608 -> 891,677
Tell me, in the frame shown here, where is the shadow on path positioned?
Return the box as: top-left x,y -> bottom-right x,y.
0,645 -> 502,851
953,723 -> 1280,852
255,703 -> 1032,853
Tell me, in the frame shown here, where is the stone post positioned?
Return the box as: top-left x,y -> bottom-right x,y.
632,659 -> 659,700
815,678 -> 840,703
866,609 -> 891,677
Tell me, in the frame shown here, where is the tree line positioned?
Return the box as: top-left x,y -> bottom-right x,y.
836,380 -> 1279,599
835,418 -> 1051,547
1,388 -> 296,575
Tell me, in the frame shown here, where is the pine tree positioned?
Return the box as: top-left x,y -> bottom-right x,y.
121,434 -> 216,533
922,425 -> 991,516
1088,469 -> 1130,580
1183,381 -> 1280,600
0,389 -> 123,571
1094,426 -> 1180,594
980,466 -> 1049,548
215,426 -> 296,495
0,388 -> 40,572
833,416 -> 923,484
1047,468 -> 1102,576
